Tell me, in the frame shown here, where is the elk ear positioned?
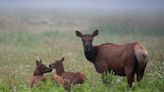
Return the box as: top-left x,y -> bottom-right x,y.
36,59 -> 42,65
75,30 -> 83,37
39,59 -> 42,64
92,30 -> 99,37
61,57 -> 64,62
36,59 -> 41,65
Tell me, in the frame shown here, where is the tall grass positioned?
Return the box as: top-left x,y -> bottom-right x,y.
0,30 -> 163,92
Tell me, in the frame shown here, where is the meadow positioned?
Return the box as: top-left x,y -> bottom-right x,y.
0,9 -> 163,92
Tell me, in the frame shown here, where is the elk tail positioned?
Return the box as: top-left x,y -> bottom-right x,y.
134,43 -> 148,69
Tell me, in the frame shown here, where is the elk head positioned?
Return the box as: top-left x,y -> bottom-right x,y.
34,59 -> 52,76
75,30 -> 98,51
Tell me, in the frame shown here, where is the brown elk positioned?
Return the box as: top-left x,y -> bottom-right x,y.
75,30 -> 148,87
30,59 -> 52,87
49,57 -> 86,90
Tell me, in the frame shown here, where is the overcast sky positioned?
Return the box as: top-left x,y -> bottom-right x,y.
0,0 -> 164,11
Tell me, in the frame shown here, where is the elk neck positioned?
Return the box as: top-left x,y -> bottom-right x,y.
84,46 -> 99,63
55,64 -> 65,76
33,69 -> 43,76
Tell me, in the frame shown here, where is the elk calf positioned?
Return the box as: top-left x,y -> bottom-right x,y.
30,59 -> 52,87
49,57 -> 86,90
75,30 -> 148,87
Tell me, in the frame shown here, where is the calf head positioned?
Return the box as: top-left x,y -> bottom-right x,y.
75,30 -> 98,51
49,57 -> 64,69
49,57 -> 65,76
34,59 -> 52,76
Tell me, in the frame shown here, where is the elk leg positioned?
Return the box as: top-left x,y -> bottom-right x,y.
94,63 -> 108,73
125,68 -> 135,87
137,64 -> 147,82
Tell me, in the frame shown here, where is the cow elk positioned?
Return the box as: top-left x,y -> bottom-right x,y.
75,30 -> 148,87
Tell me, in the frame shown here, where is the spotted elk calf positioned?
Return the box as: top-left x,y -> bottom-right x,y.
49,57 -> 86,90
75,30 -> 148,87
30,59 -> 52,87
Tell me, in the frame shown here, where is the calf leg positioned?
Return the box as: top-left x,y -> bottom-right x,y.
125,68 -> 135,87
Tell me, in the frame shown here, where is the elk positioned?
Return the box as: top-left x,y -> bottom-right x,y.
75,30 -> 148,87
30,59 -> 52,87
49,57 -> 86,90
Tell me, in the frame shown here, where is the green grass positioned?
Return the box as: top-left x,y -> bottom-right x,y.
0,10 -> 164,92
0,30 -> 163,92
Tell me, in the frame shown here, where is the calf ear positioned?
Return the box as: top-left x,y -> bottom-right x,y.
39,59 -> 42,64
36,59 -> 42,65
75,30 -> 83,37
92,30 -> 99,37
36,59 -> 40,65
61,57 -> 64,62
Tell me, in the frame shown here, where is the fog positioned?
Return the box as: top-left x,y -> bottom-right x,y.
0,0 -> 164,11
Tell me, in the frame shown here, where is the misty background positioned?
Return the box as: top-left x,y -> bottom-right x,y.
0,0 -> 164,11
0,0 -> 163,34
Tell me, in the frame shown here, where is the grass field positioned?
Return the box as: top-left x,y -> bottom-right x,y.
0,9 -> 163,92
